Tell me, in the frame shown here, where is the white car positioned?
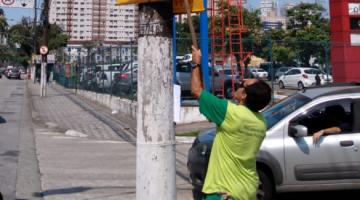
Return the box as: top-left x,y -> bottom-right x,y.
278,67 -> 333,89
178,54 -> 192,64
250,68 -> 268,79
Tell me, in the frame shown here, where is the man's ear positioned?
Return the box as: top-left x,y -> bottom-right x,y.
241,91 -> 247,102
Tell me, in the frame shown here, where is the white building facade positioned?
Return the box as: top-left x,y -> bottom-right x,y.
49,0 -> 138,44
260,0 -> 276,17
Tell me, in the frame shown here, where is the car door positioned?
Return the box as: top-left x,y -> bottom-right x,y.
283,97 -> 360,186
290,69 -> 302,87
176,63 -> 191,91
282,69 -> 294,87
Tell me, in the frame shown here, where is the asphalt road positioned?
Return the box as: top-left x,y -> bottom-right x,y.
0,76 -> 41,199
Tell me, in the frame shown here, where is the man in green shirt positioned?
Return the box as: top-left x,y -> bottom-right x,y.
191,46 -> 272,200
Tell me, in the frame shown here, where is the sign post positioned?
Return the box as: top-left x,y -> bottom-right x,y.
40,45 -> 48,97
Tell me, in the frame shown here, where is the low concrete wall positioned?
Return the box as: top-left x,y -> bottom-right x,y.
76,89 -> 205,124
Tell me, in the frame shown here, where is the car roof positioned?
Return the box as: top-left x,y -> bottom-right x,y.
299,83 -> 360,99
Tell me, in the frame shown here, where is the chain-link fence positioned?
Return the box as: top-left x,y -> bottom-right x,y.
53,42 -> 138,100
52,38 -> 332,103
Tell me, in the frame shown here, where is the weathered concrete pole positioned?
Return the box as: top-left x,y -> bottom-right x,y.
136,2 -> 176,200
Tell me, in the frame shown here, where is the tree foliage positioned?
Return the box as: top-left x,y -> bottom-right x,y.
5,17 -> 69,67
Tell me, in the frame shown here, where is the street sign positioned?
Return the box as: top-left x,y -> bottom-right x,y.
0,0 -> 34,8
2,0 -> 15,5
115,0 -> 205,14
40,46 -> 48,55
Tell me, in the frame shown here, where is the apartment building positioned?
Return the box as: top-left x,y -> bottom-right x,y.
260,0 -> 276,17
49,0 -> 138,44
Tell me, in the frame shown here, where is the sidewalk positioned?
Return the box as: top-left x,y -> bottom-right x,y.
29,82 -> 195,200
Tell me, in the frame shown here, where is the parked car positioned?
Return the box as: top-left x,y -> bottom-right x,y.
112,61 -> 138,95
274,66 -> 292,80
175,63 -> 240,99
7,68 -> 21,79
250,68 -> 268,79
188,83 -> 360,200
178,54 -> 192,64
278,67 -> 333,90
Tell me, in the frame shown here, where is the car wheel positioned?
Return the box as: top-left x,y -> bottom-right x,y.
257,170 -> 273,200
278,81 -> 284,89
298,82 -> 304,90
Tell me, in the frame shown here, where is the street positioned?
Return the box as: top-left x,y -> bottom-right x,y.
0,77 -> 42,199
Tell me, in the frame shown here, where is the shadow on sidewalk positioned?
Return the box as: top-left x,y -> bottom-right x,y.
32,186 -> 135,198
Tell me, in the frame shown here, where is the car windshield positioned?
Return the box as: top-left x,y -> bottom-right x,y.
263,93 -> 311,129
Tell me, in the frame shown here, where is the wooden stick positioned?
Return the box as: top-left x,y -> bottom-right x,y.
183,0 -> 198,49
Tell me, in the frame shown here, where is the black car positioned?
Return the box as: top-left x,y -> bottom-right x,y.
188,128 -> 272,200
7,68 -> 21,79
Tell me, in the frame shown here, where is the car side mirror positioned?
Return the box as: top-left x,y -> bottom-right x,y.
289,125 -> 308,138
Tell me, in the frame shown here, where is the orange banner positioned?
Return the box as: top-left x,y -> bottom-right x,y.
173,0 -> 204,14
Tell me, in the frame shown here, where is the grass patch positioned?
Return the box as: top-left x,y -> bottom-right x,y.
176,131 -> 200,137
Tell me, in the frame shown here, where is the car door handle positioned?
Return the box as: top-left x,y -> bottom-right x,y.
340,140 -> 354,147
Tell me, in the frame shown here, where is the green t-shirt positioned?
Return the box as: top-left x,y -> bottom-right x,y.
199,91 -> 267,200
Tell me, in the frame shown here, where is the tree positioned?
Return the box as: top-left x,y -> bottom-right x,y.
7,17 -> 69,67
176,15 -> 200,56
0,8 -> 9,65
286,3 -> 330,67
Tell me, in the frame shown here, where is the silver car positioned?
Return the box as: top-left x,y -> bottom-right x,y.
188,83 -> 360,200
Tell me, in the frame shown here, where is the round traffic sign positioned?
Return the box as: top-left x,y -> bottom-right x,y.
2,0 -> 15,5
40,46 -> 48,55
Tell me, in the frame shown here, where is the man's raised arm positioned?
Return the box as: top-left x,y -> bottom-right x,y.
191,46 -> 203,98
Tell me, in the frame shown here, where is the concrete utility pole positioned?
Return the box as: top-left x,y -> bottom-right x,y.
40,0 -> 50,97
136,3 -> 176,200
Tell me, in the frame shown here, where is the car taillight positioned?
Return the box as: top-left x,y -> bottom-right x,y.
120,73 -> 129,78
302,74 -> 308,79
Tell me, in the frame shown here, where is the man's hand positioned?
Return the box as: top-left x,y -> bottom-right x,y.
192,45 -> 201,65
313,130 -> 324,144
191,45 -> 203,98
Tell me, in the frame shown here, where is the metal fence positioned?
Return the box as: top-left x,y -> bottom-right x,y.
53,38 -> 332,102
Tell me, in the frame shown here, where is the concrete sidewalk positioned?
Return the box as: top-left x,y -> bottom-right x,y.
29,82 -> 195,200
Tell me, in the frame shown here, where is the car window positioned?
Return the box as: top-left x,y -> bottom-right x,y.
285,70 -> 294,75
176,64 -> 191,73
304,69 -> 321,74
263,94 -> 312,129
293,69 -> 301,74
101,73 -> 107,80
281,68 -> 289,72
290,99 -> 354,135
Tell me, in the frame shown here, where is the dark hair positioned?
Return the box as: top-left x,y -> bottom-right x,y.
244,80 -> 272,112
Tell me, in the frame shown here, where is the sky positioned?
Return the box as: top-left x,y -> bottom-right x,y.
1,0 -> 330,25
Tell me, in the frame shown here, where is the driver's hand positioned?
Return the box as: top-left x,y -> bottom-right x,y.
313,130 -> 324,144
